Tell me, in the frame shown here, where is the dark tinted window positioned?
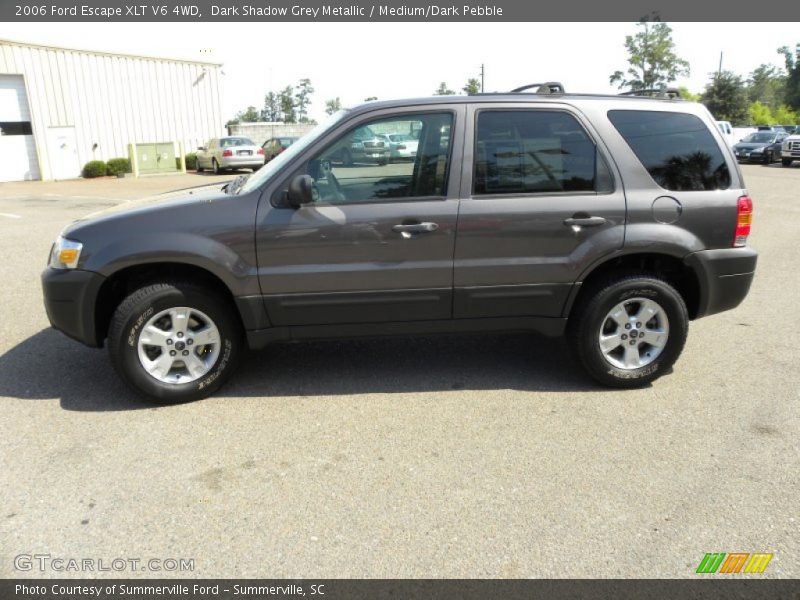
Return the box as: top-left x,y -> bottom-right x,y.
0,121 -> 33,136
608,110 -> 730,191
474,110 -> 608,195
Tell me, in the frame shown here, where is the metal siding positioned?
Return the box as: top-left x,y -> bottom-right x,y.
0,74 -> 42,180
0,40 -> 223,181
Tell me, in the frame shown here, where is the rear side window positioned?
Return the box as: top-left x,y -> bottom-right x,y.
474,110 -> 612,195
608,110 -> 730,191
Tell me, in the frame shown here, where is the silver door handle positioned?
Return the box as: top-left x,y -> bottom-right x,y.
392,222 -> 439,235
563,216 -> 606,227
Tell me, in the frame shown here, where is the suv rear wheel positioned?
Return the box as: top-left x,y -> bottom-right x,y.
108,281 -> 242,402
568,274 -> 688,388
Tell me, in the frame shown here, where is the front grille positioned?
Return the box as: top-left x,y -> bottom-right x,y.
791,141 -> 800,151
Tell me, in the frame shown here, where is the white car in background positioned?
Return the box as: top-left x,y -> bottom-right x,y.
715,120 -> 735,147
378,133 -> 418,162
780,133 -> 800,167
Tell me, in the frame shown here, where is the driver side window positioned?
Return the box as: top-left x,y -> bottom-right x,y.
303,112 -> 454,205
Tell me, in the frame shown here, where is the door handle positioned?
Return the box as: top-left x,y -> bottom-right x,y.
392,222 -> 439,238
563,216 -> 606,228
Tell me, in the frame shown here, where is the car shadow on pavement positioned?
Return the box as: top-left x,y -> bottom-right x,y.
0,328 -> 608,411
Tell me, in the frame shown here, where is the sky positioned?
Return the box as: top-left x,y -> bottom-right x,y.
1,22 -> 798,122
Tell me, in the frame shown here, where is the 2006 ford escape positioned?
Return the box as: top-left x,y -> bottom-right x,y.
42,83 -> 757,402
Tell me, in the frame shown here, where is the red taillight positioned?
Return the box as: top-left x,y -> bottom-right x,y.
257,148 -> 264,155
734,195 -> 753,247
222,149 -> 233,157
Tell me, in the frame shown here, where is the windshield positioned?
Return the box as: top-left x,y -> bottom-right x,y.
238,110 -> 350,195
743,132 -> 775,143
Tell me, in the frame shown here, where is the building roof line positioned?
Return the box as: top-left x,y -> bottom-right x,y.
0,37 -> 223,67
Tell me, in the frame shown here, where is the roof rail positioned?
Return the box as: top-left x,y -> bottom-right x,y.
618,87 -> 681,99
510,82 -> 565,95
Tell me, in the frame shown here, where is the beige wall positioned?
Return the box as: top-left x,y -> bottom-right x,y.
0,39 -> 225,180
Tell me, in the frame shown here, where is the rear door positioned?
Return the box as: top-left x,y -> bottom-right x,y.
256,106 -> 464,326
454,103 -> 626,318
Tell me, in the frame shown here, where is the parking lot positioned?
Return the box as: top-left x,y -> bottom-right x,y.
0,165 -> 797,578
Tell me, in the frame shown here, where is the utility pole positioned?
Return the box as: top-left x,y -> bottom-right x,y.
480,63 -> 485,93
717,52 -> 723,78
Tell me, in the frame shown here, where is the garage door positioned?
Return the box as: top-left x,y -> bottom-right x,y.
0,74 -> 41,181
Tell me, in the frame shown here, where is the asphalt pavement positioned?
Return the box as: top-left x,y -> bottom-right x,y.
0,166 -> 797,578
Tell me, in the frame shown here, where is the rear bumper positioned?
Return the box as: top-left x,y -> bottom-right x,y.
684,247 -> 757,319
220,157 -> 262,169
41,268 -> 105,347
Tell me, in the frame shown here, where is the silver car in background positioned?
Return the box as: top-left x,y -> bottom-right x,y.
196,137 -> 265,174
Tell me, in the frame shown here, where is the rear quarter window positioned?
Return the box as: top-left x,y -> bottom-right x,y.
608,110 -> 731,191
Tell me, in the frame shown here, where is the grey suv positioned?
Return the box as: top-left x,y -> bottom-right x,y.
42,85 -> 757,402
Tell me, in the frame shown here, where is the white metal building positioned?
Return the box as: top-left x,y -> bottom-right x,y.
0,39 -> 224,182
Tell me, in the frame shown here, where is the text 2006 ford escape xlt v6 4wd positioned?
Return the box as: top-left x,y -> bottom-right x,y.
42,84 -> 757,402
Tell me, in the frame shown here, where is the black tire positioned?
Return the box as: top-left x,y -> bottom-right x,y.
212,158 -> 222,174
108,281 -> 243,403
782,158 -> 793,167
196,158 -> 204,172
341,149 -> 352,166
568,274 -> 688,388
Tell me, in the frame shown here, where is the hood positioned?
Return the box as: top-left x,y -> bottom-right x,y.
734,142 -> 770,151
67,182 -> 232,230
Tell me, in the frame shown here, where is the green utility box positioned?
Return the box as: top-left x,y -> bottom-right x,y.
132,142 -> 177,174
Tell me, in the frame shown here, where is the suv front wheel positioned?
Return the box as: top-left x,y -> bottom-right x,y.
568,274 -> 688,388
108,281 -> 243,402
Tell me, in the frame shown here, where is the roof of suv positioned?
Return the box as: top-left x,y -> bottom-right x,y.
350,92 -> 694,115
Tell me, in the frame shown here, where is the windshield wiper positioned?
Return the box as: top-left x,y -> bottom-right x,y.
223,174 -> 250,195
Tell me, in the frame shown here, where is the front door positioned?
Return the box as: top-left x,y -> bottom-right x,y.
256,108 -> 464,326
454,104 -> 626,318
45,126 -> 80,180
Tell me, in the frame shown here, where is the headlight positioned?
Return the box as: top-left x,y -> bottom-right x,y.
783,141 -> 791,150
49,236 -> 83,269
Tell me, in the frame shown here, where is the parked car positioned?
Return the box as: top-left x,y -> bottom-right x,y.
379,133 -> 419,161
261,137 -> 298,163
196,137 -> 264,174
42,85 -> 757,402
780,132 -> 800,166
763,138 -> 787,165
732,131 -> 786,163
715,120 -> 735,147
334,125 -> 389,165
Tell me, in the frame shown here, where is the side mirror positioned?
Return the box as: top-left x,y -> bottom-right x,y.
197,146 -> 206,151
286,174 -> 315,208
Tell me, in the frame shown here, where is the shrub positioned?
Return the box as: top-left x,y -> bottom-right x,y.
82,160 -> 107,178
106,157 -> 131,177
176,153 -> 198,170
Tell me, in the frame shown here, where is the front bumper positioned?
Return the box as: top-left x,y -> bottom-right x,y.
684,247 -> 758,319
41,268 -> 106,347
